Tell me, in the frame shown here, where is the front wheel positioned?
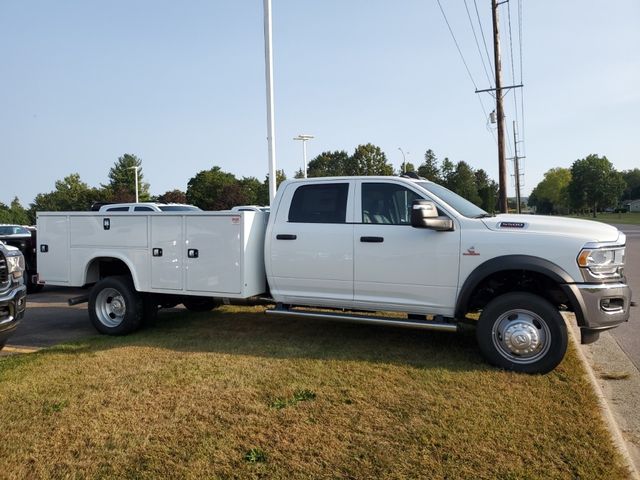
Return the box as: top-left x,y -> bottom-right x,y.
88,276 -> 143,335
476,292 -> 568,374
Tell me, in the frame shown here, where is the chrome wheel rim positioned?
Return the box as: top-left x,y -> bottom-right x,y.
491,309 -> 551,364
95,288 -> 126,328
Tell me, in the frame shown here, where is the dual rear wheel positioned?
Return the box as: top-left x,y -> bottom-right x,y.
88,276 -> 220,335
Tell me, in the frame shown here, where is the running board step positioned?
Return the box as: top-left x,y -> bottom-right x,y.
265,307 -> 458,333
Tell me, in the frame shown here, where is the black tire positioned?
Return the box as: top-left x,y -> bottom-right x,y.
182,297 -> 221,312
142,294 -> 159,326
476,292 -> 568,374
88,276 -> 143,335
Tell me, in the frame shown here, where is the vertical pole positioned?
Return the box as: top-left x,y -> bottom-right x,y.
302,139 -> 308,178
134,167 -> 139,203
263,0 -> 277,204
492,0 -> 508,213
512,121 -> 521,214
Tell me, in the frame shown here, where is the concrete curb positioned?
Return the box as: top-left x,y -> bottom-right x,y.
568,321 -> 640,480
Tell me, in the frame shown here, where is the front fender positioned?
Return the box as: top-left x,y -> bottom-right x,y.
455,255 -> 586,324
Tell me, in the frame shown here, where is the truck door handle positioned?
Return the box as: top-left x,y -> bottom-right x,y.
276,234 -> 297,240
188,249 -> 199,258
360,236 -> 384,243
152,248 -> 163,257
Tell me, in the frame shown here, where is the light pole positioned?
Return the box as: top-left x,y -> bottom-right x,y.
128,166 -> 139,203
263,0 -> 277,204
294,134 -> 314,178
398,147 -> 407,174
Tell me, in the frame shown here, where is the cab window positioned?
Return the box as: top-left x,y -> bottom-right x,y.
288,183 -> 349,223
361,183 -> 422,225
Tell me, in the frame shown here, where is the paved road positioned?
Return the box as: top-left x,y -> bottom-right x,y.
610,224 -> 640,369
7,287 -> 95,348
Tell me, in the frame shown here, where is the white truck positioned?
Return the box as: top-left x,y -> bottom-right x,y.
36,176 -> 632,373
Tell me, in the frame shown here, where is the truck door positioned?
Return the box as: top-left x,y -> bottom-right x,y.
268,181 -> 354,304
353,180 -> 460,315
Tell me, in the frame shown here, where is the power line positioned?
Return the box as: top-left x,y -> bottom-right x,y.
506,0 -> 520,131
435,0 -> 479,90
463,0 -> 493,88
435,0 -> 497,146
473,0 -> 494,76
517,0 -> 526,157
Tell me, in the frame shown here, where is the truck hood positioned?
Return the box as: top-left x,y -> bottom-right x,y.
480,214 -> 623,243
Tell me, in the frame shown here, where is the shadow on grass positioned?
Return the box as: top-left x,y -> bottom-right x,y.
43,307 -> 488,373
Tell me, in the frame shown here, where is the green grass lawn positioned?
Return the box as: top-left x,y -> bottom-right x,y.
0,306 -> 629,479
568,212 -> 640,225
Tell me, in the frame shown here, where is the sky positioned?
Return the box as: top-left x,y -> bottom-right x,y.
1,0 -> 638,206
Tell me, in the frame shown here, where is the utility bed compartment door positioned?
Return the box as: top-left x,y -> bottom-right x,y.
151,216 -> 184,290
70,216 -> 148,248
37,215 -> 70,284
185,215 -> 241,294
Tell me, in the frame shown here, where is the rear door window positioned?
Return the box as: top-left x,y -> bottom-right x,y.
288,183 -> 349,223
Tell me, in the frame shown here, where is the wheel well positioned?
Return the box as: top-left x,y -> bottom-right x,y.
462,270 -> 571,318
85,257 -> 133,285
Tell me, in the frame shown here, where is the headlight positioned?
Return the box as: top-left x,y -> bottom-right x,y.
577,247 -> 625,277
4,251 -> 25,280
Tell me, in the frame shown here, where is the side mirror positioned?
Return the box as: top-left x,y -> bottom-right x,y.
411,200 -> 454,231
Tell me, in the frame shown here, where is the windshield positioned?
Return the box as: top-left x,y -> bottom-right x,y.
0,226 -> 30,235
158,205 -> 201,212
416,182 -> 490,218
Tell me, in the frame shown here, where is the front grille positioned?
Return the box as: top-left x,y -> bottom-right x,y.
0,251 -> 8,288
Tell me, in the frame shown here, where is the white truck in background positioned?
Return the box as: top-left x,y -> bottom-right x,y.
36,176 -> 633,373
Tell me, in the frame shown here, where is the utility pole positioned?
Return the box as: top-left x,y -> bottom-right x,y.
492,0 -> 508,213
129,166 -> 139,203
512,120 -> 521,214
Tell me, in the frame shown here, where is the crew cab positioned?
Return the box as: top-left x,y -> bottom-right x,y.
0,242 -> 26,350
36,176 -> 633,373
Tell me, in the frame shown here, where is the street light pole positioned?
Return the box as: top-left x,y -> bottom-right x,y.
263,0 -> 277,204
128,166 -> 139,203
398,147 -> 407,173
294,134 -> 314,178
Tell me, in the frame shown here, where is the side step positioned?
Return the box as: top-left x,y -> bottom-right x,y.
265,306 -> 458,333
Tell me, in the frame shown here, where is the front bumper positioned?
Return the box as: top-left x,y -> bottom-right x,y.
0,284 -> 27,345
564,282 -> 632,344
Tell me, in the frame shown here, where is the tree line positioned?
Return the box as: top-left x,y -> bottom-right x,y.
6,146 -> 633,226
1,144 -> 503,225
528,154 -> 639,216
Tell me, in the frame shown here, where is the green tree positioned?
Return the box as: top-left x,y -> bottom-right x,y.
186,166 -> 237,210
449,161 -> 481,205
417,149 -> 441,183
621,168 -> 640,200
103,153 -> 151,202
440,158 -> 455,189
475,169 -> 498,213
256,170 -> 287,205
237,177 -> 264,205
307,150 -> 351,177
400,162 -> 415,174
351,144 -> 394,176
29,173 -> 105,222
157,189 -> 187,204
568,154 -> 625,217
528,168 -> 571,214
